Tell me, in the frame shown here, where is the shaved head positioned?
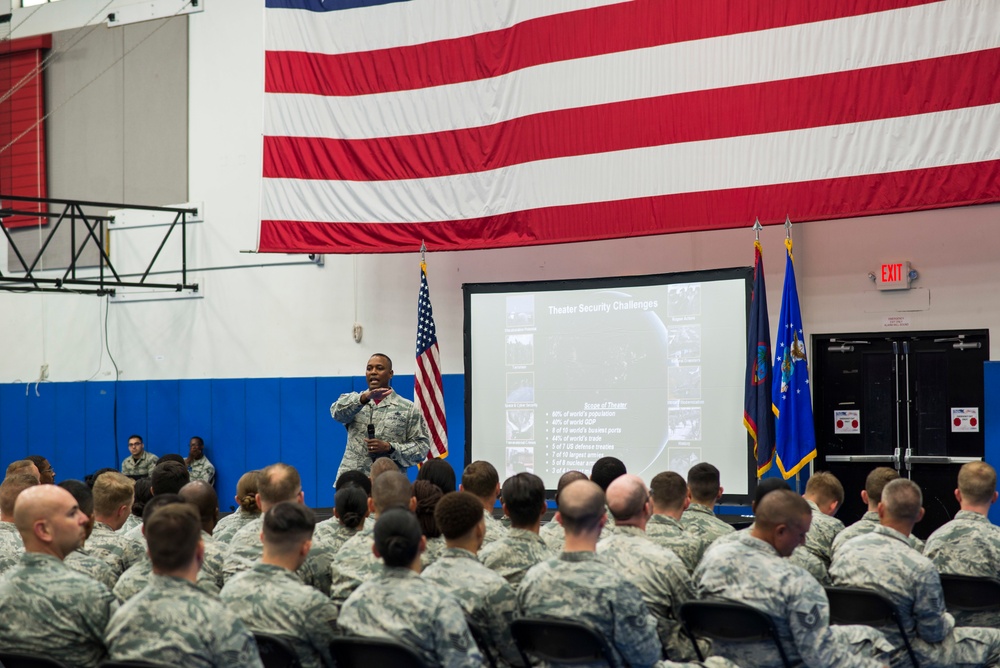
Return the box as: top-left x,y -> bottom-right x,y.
557,480 -> 605,535
179,481 -> 219,534
752,489 -> 811,558
882,478 -> 923,523
13,484 -> 87,559
606,474 -> 649,522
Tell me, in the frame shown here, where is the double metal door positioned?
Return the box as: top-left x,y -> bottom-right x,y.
812,330 -> 988,538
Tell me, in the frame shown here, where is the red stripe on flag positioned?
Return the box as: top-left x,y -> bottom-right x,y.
264,0 -> 941,96
263,49 -> 1000,181
419,353 -> 448,433
259,160 -> 1000,253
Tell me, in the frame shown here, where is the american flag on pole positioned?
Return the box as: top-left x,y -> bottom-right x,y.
260,0 -> 1000,254
415,252 -> 447,460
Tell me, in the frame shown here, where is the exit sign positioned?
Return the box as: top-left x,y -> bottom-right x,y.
877,261 -> 912,290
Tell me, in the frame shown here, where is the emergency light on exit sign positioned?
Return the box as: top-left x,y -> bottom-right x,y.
875,261 -> 914,290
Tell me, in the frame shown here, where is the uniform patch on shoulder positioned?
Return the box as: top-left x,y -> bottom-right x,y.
449,631 -> 470,652
794,603 -> 821,630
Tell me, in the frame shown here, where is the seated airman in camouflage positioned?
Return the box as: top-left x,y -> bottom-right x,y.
59,479 -> 118,590
178,481 -> 226,588
0,473 -> 38,574
646,471 -> 708,573
329,470 -> 414,607
89,471 -> 145,576
314,470 -> 370,547
832,478 -> 1000,667
801,471 -> 845,565
698,489 -> 892,668
221,502 -> 338,668
0,484 -> 117,668
681,463 -> 735,554
106,503 -> 262,666
539,470 -> 587,551
479,472 -> 553,588
413,479 -> 447,567
461,460 -> 507,547
114,494 -> 220,602
6,458 -> 40,481
120,435 -> 159,477
423,491 -> 523,667
213,470 -> 262,544
599,474 -> 701,661
339,508 -> 484,667
224,463 -> 336,594
185,436 -> 216,486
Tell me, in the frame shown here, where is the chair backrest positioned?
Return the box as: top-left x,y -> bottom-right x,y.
939,575 -> 1000,611
465,616 -> 498,668
0,654 -> 71,668
329,636 -> 429,668
509,617 -> 619,666
824,586 -> 920,668
678,599 -> 792,668
99,662 -> 163,667
253,632 -> 302,668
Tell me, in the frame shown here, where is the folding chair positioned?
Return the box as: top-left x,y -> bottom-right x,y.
465,617 -> 498,668
509,617 -> 620,666
99,662 -> 163,667
329,636 -> 429,668
678,599 -> 792,668
252,632 -> 302,668
939,574 -> 1000,613
825,586 -> 920,668
0,654 -> 71,668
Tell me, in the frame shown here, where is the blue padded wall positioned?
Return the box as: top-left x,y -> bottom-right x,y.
0,374 -> 466,509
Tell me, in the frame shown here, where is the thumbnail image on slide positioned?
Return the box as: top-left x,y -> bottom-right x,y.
668,447 -> 703,478
506,446 -> 535,477
668,365 -> 702,400
506,294 -> 535,327
506,334 -> 534,366
668,325 -> 702,362
668,407 -> 702,441
668,284 -> 701,317
506,409 -> 535,440
506,372 -> 535,403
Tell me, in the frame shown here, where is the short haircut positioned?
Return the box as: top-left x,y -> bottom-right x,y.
606,475 -> 648,522
865,467 -> 900,504
146,504 -> 201,572
93,471 -> 136,516
370,353 -> 393,370
958,461 -> 996,505
0,474 -> 40,517
805,471 -> 845,508
151,460 -> 190,496
462,461 -> 500,499
435,491 -> 484,541
128,434 -> 143,444
416,459 -> 456,496
754,478 -> 792,509
85,468 -> 119,489
190,436 -> 204,447
335,486 -> 368,530
142,493 -> 185,523
374,508 -> 422,567
590,457 -> 627,491
413,480 -> 443,538
132,478 -> 153,518
6,460 -> 37,478
336,469 -> 372,497
501,472 -> 546,528
236,471 -> 261,513
687,463 -> 722,502
372,471 -> 413,514
882,478 -> 923,523
557,480 -> 606,534
263,502 -> 315,552
157,454 -> 187,466
179,482 -> 218,527
258,463 -> 302,505
58,480 -> 94,516
650,471 -> 688,511
754,489 -> 811,530
369,457 -> 399,482
25,455 -> 50,472
555,470 -> 588,505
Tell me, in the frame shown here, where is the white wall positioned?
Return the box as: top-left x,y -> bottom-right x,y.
3,0 -> 999,386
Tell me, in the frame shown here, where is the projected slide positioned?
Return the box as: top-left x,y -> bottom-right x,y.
465,269 -> 751,500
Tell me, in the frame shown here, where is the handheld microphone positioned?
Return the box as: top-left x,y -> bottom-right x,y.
367,423 -> 375,439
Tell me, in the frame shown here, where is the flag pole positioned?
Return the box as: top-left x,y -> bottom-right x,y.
753,217 -> 762,241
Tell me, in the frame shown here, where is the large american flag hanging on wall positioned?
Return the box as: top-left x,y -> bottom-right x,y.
260,0 -> 1000,254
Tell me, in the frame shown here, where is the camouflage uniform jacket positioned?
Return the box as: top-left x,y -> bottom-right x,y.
65,546 -> 119,590
117,513 -> 142,535
804,499 -> 844,565
313,518 -> 364,554
483,509 -> 507,547
220,562 -> 338,668
331,390 -> 430,480
422,547 -> 523,667
539,520 -> 565,552
106,574 -> 263,667
113,557 -> 219,603
187,456 -> 216,485
213,509 -> 260,544
597,526 -> 697,660
709,524 -> 830,585
923,510 -> 1000,578
329,523 -> 382,607
86,521 -> 146,577
0,552 -> 117,668
518,550 -> 662,668
832,511 -> 925,556
121,450 -> 159,477
340,566 -> 484,668
681,503 -> 734,557
479,527 -> 554,589
645,513 -> 704,574
0,521 -> 24,575
224,516 -> 335,594
696,531 -> 884,668
421,535 -> 446,568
